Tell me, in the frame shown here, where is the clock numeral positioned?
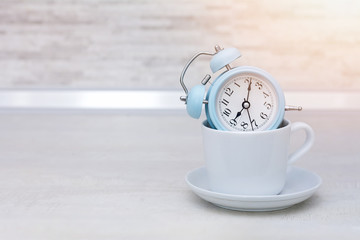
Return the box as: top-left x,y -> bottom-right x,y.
234,82 -> 241,88
230,119 -> 237,126
221,98 -> 229,106
240,121 -> 249,130
264,102 -> 272,110
244,77 -> 251,84
260,112 -> 268,120
255,82 -> 263,90
263,92 -> 270,98
224,88 -> 233,97
250,119 -> 259,128
223,108 -> 231,117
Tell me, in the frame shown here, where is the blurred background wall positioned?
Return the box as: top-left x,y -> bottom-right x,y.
0,0 -> 359,91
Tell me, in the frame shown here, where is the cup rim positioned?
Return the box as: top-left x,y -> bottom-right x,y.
202,118 -> 291,134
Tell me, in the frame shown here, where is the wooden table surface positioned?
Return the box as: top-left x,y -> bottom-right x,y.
0,110 -> 359,239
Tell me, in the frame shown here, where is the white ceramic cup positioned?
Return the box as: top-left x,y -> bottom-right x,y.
202,119 -> 314,195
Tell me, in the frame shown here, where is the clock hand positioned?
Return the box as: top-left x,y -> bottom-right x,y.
244,79 -> 254,130
231,107 -> 244,123
231,96 -> 252,124
230,97 -> 249,123
246,78 -> 252,101
246,109 -> 255,131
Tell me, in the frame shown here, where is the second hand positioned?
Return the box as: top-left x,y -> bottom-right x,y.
246,109 -> 254,131
246,78 -> 254,131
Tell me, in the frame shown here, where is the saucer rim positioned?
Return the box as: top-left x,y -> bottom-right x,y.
185,166 -> 322,202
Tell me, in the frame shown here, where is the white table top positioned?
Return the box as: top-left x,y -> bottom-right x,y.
0,111 -> 359,239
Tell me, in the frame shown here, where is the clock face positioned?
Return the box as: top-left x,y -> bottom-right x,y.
216,72 -> 279,131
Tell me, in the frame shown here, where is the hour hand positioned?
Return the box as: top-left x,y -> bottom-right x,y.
231,108 -> 244,122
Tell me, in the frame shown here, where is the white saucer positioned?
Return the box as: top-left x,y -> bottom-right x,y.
185,166 -> 322,211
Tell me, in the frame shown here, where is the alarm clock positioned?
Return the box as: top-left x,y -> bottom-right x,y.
180,45 -> 301,131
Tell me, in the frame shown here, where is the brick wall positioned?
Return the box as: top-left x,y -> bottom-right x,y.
0,0 -> 359,90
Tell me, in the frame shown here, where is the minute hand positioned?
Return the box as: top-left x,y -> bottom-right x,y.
246,79 -> 254,130
246,79 -> 252,101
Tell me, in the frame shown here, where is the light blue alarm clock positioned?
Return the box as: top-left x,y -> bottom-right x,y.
180,45 -> 301,132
